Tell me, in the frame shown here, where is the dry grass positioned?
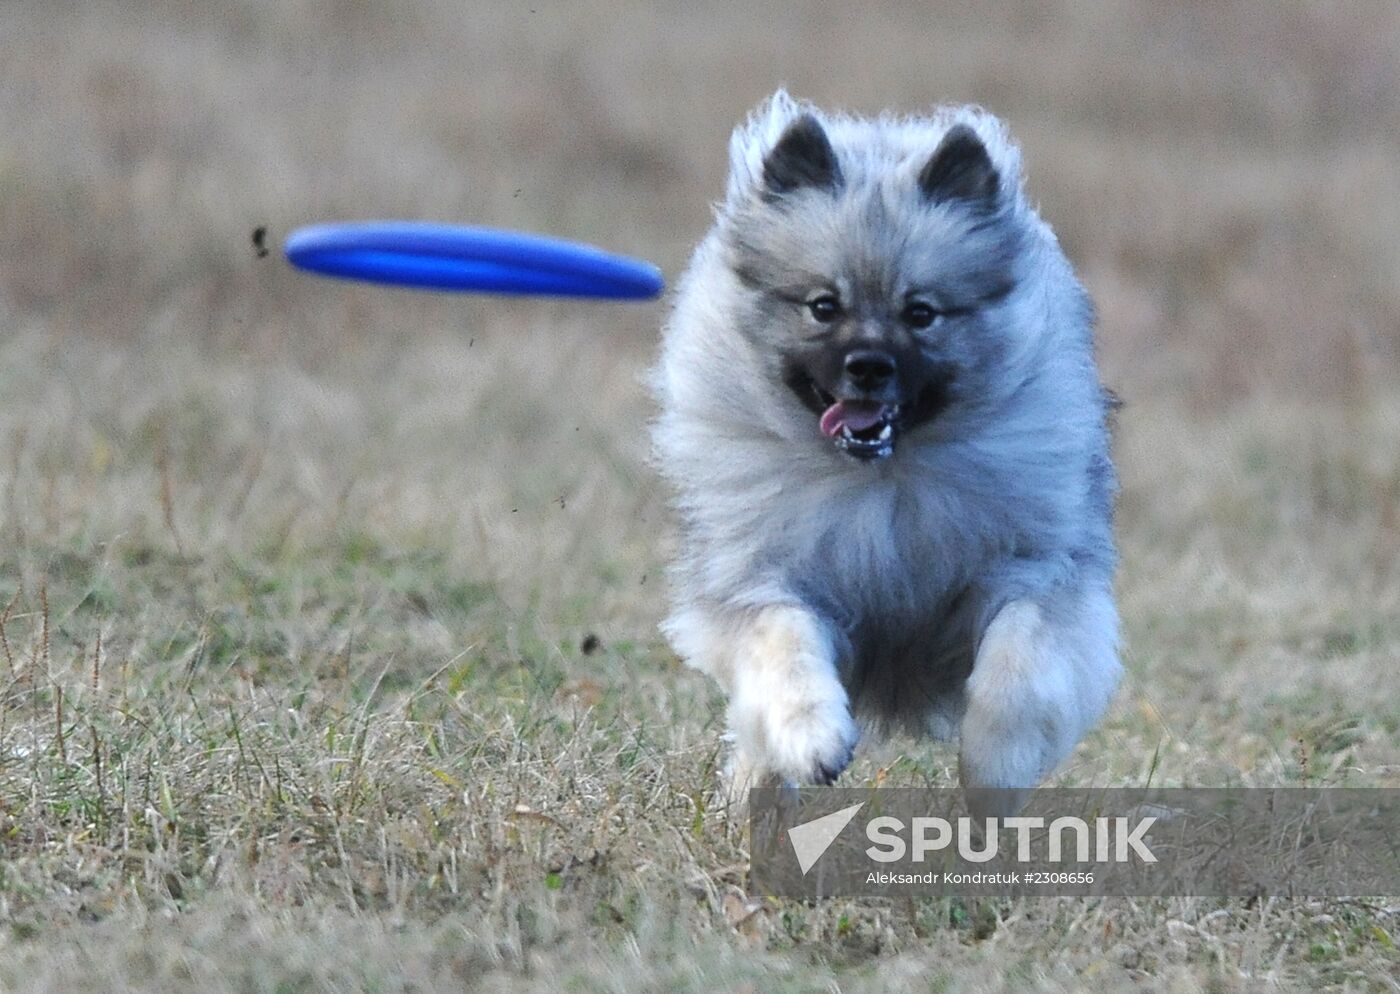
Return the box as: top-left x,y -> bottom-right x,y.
1,2 -> 1398,991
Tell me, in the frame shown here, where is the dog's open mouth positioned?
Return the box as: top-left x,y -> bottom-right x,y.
817,394 -> 899,460
787,370 -> 951,462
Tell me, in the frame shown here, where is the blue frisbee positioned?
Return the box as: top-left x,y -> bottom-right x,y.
284,221 -> 664,300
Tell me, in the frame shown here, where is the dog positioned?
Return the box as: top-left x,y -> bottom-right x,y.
651,92 -> 1120,814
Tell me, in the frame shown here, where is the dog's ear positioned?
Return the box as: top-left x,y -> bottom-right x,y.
919,124 -> 999,207
762,114 -> 843,199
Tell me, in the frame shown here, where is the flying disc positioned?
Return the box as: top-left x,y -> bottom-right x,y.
284,221 -> 664,299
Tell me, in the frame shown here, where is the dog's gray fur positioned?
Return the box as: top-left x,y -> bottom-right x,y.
651,92 -> 1120,807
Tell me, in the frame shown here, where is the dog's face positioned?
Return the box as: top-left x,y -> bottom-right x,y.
718,114 -> 1029,461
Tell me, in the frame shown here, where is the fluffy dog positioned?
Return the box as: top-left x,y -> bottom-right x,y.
652,92 -> 1120,812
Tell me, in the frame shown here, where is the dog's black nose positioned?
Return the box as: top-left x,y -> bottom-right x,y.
843,349 -> 896,391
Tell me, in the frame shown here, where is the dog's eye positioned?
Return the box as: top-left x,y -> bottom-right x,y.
901,302 -> 940,329
807,295 -> 842,323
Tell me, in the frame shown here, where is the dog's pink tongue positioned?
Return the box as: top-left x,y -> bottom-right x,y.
820,401 -> 886,438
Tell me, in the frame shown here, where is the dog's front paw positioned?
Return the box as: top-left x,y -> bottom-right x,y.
957,597 -> 1118,807
766,694 -> 859,786
713,603 -> 859,793
733,676 -> 859,787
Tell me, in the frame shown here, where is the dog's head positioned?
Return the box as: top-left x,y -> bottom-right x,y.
715,93 -> 1037,461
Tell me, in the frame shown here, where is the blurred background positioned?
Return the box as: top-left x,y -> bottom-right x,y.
6,1 -> 1398,402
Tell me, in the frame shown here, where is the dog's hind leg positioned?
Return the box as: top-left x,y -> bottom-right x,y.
667,603 -> 859,801
957,587 -> 1120,817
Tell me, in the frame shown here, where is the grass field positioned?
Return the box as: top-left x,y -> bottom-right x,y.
2,2 -> 1399,991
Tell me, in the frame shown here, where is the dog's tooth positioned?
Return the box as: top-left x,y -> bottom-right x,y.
877,423 -> 892,441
